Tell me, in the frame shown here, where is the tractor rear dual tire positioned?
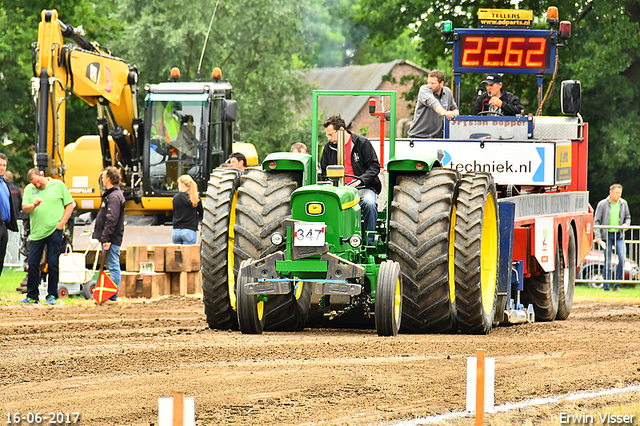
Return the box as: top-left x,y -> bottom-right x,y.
389,169 -> 459,334
201,168 -> 242,330
233,169 -> 311,331
454,173 -> 499,335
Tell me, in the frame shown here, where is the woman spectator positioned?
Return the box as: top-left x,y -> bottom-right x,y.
172,175 -> 202,244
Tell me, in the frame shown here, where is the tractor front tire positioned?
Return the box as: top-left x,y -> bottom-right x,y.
389,169 -> 459,334
233,169 -> 310,331
201,168 -> 242,330
375,260 -> 403,336
237,259 -> 266,334
454,173 -> 499,335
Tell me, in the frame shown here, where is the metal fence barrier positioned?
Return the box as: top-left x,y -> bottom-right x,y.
576,225 -> 640,287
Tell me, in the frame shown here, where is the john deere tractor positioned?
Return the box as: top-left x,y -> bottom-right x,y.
200,90 -> 500,336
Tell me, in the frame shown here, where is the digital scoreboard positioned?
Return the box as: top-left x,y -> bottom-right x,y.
453,29 -> 556,74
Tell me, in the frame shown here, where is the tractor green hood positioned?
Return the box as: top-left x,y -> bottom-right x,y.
291,185 -> 360,211
290,184 -> 361,250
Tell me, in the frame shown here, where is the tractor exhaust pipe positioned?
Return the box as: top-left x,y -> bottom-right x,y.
336,130 -> 347,186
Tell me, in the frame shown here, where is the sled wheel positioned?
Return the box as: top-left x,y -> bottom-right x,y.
375,261 -> 402,336
454,172 -> 499,335
237,259 -> 266,334
388,169 -> 460,333
201,167 -> 242,330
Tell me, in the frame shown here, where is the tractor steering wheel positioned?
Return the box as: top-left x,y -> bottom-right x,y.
345,174 -> 366,189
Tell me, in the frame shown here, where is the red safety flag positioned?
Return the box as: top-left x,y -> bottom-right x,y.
93,253 -> 118,304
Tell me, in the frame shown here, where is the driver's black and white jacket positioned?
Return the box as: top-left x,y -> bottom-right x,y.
472,90 -> 525,116
320,131 -> 382,194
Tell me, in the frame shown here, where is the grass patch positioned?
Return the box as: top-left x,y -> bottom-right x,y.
0,267 -> 93,305
0,268 -> 26,300
575,283 -> 640,303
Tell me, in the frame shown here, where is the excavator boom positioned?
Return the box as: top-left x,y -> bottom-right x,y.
33,9 -> 140,179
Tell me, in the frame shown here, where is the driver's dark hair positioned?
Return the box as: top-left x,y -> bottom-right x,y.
324,115 -> 347,131
230,152 -> 246,166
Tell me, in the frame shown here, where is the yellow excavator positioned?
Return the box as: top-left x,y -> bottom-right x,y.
32,9 -> 257,227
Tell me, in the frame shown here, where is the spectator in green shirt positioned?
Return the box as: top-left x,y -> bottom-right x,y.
21,169 -> 75,304
594,183 -> 631,291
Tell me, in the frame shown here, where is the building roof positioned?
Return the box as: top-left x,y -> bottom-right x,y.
304,60 -> 426,128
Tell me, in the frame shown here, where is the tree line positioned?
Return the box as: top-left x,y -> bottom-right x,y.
1,0 -> 639,218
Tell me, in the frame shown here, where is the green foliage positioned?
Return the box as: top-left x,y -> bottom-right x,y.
355,0 -> 640,218
115,0 -> 313,157
0,1 -> 122,185
352,27 -> 422,64
0,0 -> 316,172
300,0 -> 351,67
298,0 -> 422,67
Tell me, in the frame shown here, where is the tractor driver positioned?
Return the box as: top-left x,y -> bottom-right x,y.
472,73 -> 525,116
320,115 -> 381,243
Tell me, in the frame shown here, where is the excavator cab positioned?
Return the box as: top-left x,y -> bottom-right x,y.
145,98 -> 206,193
142,76 -> 237,198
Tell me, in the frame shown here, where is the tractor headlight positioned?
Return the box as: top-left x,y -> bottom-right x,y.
270,232 -> 284,246
348,234 -> 362,248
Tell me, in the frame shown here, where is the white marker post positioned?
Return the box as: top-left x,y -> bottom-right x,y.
466,349 -> 495,424
158,391 -> 196,426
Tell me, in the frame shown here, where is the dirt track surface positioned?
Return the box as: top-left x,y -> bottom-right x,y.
2,297 -> 640,425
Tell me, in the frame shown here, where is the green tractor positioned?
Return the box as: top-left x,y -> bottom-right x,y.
201,90 -> 500,335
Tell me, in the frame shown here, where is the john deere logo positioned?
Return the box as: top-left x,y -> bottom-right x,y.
306,202 -> 324,216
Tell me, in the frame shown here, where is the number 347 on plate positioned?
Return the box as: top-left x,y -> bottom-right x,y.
294,222 -> 326,247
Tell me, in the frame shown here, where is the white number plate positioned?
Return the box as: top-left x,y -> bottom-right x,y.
294,222 -> 326,247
